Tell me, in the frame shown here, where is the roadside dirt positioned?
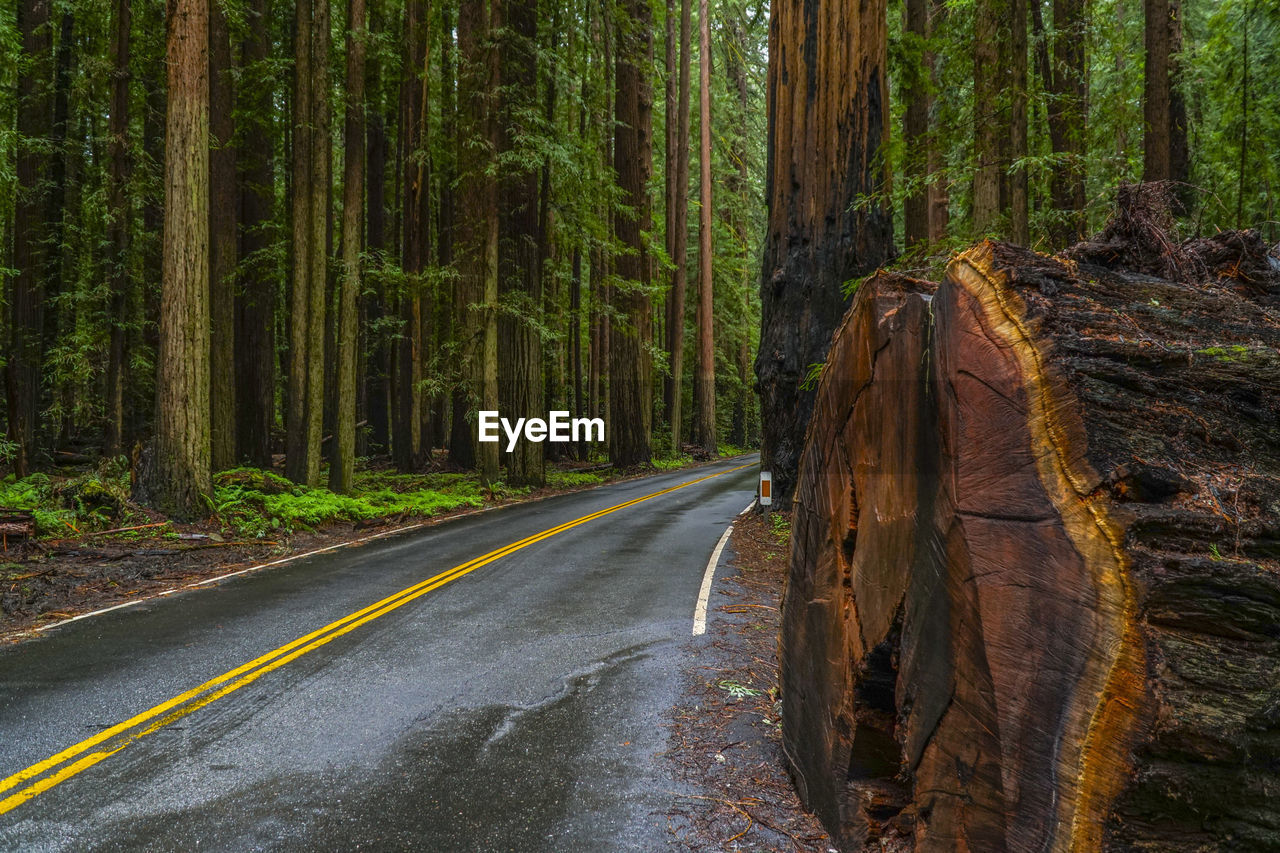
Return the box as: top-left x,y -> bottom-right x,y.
665,510 -> 831,852
0,460 -> 707,643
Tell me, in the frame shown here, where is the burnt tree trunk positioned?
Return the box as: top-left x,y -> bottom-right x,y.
781,230 -> 1280,851
756,0 -> 893,506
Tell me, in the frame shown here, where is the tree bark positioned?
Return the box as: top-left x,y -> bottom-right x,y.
363,0 -> 390,455
756,0 -> 893,506
394,0 -> 427,472
1008,0 -> 1028,246
902,0 -> 929,248
971,0 -> 1002,235
208,0 -> 236,470
7,0 -> 53,477
1040,0 -> 1087,245
330,0 -> 366,493
456,0 -> 500,482
663,0 -> 691,453
147,0 -> 211,518
497,0 -> 545,486
609,0 -> 654,467
104,0 -> 132,459
234,0 -> 276,468
1143,0 -> 1188,190
782,232 -> 1280,850
691,0 -> 714,455
286,0 -> 330,485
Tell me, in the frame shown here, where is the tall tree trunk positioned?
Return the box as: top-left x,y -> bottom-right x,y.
394,0 -> 427,472
364,0 -> 389,455
208,0 -> 236,469
7,0 -> 53,477
1009,0 -> 1028,245
610,0 -> 654,466
926,0 -> 949,243
971,0 -> 1002,234
723,13 -> 752,449
286,0 -> 330,485
663,0 -> 691,453
1037,0 -> 1086,245
234,0 -> 276,468
497,0 -> 544,486
756,0 -> 893,506
1167,0 -> 1188,192
148,0 -> 211,518
134,33 -> 166,445
902,0 -> 929,248
44,9 -> 74,450
456,0 -> 500,482
1143,0 -> 1174,184
331,0 -> 366,492
691,0 -> 714,454
104,0 -> 132,459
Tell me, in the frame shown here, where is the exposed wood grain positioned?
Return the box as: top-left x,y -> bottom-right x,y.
782,234 -> 1280,851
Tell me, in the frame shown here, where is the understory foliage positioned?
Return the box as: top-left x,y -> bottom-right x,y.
884,0 -> 1280,258
0,463 -> 606,539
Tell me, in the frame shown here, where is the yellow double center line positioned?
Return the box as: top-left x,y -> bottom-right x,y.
0,462 -> 751,816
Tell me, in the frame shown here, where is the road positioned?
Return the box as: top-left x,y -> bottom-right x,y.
0,457 -> 758,851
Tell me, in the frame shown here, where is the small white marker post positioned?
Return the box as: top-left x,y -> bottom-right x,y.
759,470 -> 772,519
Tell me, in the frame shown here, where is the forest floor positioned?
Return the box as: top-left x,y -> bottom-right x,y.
0,451 -> 724,642
665,509 -> 832,852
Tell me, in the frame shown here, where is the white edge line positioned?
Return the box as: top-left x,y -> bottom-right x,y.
692,501 -> 754,636
33,519 -> 437,633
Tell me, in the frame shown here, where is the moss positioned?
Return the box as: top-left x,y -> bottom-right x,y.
1196,344 -> 1254,362
211,468 -> 488,537
545,470 -> 604,489
653,455 -> 694,470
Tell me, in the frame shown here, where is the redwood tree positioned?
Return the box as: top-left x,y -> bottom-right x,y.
104,0 -> 131,458
331,0 -> 367,493
208,0 -> 236,469
663,0 -> 691,452
286,0 -> 330,486
147,0 -> 212,518
497,0 -> 544,486
691,0 -> 714,454
1143,0 -> 1189,190
8,0 -> 54,477
756,0 -> 893,506
610,0 -> 655,466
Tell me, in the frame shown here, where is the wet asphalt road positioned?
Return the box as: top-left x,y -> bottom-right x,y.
0,456 -> 758,852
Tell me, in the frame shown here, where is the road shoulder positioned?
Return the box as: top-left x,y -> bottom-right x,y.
664,509 -> 831,851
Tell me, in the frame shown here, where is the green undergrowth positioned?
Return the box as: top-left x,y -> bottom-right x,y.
211,468 -> 487,538
0,459 -> 138,536
212,465 -> 610,538
0,453 -> 689,542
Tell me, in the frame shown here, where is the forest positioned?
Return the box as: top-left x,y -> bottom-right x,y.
0,0 -> 1276,525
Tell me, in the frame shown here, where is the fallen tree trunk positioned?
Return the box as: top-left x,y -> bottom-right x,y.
0,509 -> 36,543
781,236 -> 1280,851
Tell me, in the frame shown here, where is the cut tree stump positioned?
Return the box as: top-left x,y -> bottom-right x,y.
781,233 -> 1280,852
